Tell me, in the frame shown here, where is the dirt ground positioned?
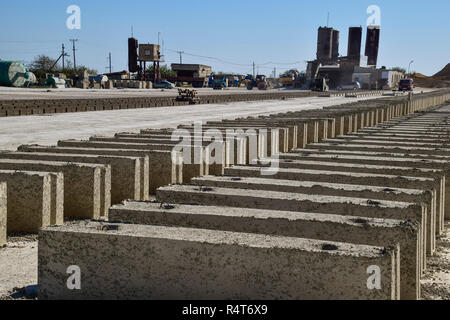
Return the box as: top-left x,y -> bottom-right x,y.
0,235 -> 38,300
421,222 -> 450,300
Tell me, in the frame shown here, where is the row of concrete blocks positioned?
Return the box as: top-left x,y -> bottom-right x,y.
1,93 -> 446,239
0,91 -> 315,117
36,91 -> 450,299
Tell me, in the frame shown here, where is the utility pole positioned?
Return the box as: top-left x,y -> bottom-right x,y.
253,62 -> 255,78
70,39 -> 78,71
107,52 -> 112,73
61,44 -> 68,70
176,51 -> 184,64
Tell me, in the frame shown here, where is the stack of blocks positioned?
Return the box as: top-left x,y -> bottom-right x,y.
3,89 -> 450,300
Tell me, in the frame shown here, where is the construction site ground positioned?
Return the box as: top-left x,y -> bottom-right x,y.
0,88 -> 443,300
0,92 -> 423,151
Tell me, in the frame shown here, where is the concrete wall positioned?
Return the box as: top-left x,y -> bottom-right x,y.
0,91 -> 318,118
18,145 -> 180,195
0,182 -> 6,247
0,152 -> 147,204
38,221 -> 399,300
109,201 -> 419,299
0,159 -> 106,219
0,170 -> 52,233
57,140 -> 203,184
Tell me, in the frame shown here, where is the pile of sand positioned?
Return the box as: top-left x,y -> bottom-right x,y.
413,64 -> 450,88
433,63 -> 450,78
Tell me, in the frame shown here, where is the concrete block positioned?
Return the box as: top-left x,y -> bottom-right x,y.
58,140 -> 204,184
91,135 -> 226,176
110,201 -> 419,299
223,165 -> 433,264
0,182 -> 6,247
267,158 -> 444,241
0,159 -> 105,219
38,221 -> 400,300
0,170 -> 52,233
18,145 -> 180,195
192,173 -> 435,256
301,143 -> 450,233
2,151 -> 147,204
179,125 -> 280,159
126,131 -> 248,166
209,119 -> 297,151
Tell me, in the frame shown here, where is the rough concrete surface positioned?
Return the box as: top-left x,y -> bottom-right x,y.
0,182 -> 6,247
109,201 -> 420,299
38,220 -> 399,300
0,95 -> 390,151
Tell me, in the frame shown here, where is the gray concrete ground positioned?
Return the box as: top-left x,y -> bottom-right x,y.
0,94 -> 398,151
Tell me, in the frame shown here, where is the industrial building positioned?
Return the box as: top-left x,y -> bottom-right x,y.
309,25 -> 404,90
167,64 -> 212,87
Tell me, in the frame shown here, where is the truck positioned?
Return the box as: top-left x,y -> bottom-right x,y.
245,75 -> 268,90
398,79 -> 414,91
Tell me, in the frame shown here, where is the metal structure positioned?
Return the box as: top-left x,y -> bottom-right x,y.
317,27 -> 334,61
127,38 -> 162,83
128,38 -> 139,73
332,29 -> 340,60
139,44 -> 160,62
0,61 -> 29,87
347,27 -> 363,62
138,44 -> 161,83
365,26 -> 380,67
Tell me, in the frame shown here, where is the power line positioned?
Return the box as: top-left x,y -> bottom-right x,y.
167,49 -> 252,67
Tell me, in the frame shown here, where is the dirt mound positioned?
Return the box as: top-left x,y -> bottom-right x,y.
433,63 -> 450,78
411,64 -> 450,88
413,73 -> 428,79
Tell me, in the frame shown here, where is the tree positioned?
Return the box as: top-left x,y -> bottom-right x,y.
28,55 -> 57,78
391,67 -> 406,73
28,54 -> 98,79
147,64 -> 176,79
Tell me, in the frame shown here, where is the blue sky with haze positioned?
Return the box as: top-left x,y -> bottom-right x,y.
0,0 -> 448,76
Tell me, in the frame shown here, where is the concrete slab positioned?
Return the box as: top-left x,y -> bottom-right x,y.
0,170 -> 52,233
57,140 -> 204,184
192,175 -> 435,256
90,135 -> 225,176
0,182 -> 5,247
134,130 -> 248,166
325,138 -> 450,149
38,220 -> 400,300
264,158 -> 444,240
301,143 -> 450,233
18,145 -> 180,195
206,119 -> 297,151
223,165 -> 433,264
157,183 -> 427,274
0,159 -> 105,219
177,125 -> 279,160
109,201 -> 419,299
0,151 -> 146,204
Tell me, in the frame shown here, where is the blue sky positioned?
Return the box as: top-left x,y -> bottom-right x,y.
0,0 -> 448,76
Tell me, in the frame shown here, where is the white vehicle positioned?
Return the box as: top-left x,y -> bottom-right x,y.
337,81 -> 361,91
